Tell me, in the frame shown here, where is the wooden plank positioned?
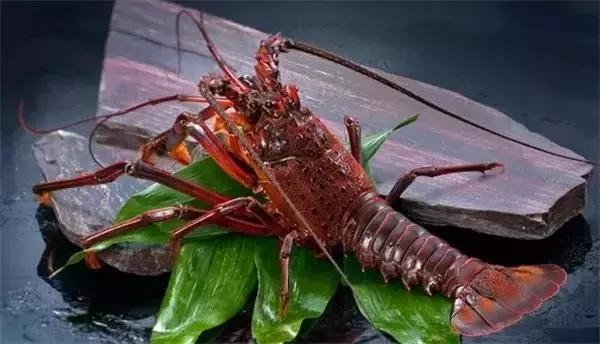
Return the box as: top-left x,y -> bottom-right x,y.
33,0 -> 592,274
33,131 -> 171,275
101,0 -> 591,237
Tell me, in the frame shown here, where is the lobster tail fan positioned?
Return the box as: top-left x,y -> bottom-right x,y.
451,264 -> 566,336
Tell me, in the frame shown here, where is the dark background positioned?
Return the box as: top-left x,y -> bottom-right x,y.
1,1 -> 598,343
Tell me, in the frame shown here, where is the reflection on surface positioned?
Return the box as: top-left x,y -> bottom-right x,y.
35,206 -> 167,342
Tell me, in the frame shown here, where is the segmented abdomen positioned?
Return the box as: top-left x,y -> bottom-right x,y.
342,193 -> 567,336
342,191 -> 469,296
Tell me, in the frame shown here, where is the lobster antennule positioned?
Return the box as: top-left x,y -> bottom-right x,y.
451,264 -> 566,336
176,10 -> 248,94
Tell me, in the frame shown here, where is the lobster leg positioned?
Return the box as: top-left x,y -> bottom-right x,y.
33,160 -> 231,207
183,113 -> 256,188
79,205 -> 270,269
169,197 -> 286,255
344,116 -> 362,162
278,231 -> 299,318
83,206 -> 203,249
138,130 -> 186,164
137,98 -> 235,166
138,110 -> 255,188
82,206 -> 201,269
385,162 -> 503,203
82,206 -> 269,248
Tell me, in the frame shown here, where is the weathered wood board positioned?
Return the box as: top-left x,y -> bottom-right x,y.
33,132 -> 173,275
34,0 -> 592,275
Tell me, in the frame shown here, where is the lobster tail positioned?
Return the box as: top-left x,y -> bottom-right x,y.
451,263 -> 566,336
343,193 -> 567,337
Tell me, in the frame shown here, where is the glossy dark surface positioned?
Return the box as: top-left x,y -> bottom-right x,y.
1,2 -> 598,343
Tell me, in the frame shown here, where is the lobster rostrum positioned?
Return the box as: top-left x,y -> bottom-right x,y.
27,11 -> 574,337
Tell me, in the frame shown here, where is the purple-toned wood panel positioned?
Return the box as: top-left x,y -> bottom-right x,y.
99,0 -> 591,238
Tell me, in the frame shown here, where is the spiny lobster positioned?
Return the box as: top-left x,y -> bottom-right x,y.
26,10 -> 594,337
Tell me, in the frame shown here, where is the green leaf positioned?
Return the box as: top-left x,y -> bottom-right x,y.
361,114 -> 419,165
252,238 -> 339,344
151,235 -> 257,344
344,256 -> 459,344
48,251 -> 86,278
360,114 -> 419,181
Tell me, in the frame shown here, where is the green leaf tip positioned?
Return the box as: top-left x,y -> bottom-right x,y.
362,113 -> 419,164
392,113 -> 419,131
48,249 -> 88,279
360,113 -> 419,182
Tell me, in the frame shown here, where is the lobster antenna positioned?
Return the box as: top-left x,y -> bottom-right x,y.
87,117 -> 109,168
175,9 -> 185,76
19,95 -> 215,168
197,81 -> 356,291
175,10 -> 248,93
288,40 -> 599,167
18,101 -> 129,136
175,10 -> 238,77
18,95 -> 210,136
